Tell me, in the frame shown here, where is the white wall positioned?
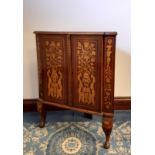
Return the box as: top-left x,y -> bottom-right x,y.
23,0 -> 131,98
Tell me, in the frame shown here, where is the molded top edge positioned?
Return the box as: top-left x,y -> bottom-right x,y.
34,31 -> 117,35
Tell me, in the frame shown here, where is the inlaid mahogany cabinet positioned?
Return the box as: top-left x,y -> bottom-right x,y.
34,31 -> 117,149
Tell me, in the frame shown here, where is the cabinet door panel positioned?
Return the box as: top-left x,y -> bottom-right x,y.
71,35 -> 102,112
37,34 -> 68,104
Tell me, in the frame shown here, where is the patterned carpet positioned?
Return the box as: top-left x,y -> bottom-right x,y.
23,110 -> 131,155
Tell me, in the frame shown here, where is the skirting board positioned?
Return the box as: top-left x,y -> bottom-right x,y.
23,97 -> 131,112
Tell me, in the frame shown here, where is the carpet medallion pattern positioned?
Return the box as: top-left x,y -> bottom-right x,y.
23,121 -> 130,155
46,123 -> 96,155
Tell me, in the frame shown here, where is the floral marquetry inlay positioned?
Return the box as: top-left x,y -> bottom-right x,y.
35,32 -> 117,150
104,38 -> 113,109
45,40 -> 63,99
76,41 -> 96,105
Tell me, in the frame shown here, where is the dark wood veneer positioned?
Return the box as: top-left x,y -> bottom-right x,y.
33,31 -> 117,149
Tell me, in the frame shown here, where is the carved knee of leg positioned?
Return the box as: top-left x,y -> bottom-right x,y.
102,117 -> 113,132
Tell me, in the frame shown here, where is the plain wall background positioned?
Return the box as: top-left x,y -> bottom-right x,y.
23,0 -> 131,98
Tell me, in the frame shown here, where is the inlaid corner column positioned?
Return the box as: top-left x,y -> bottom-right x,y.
102,34 -> 116,148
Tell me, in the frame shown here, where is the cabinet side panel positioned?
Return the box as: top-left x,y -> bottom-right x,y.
71,35 -> 102,112
102,36 -> 116,113
36,35 -> 43,98
36,34 -> 68,105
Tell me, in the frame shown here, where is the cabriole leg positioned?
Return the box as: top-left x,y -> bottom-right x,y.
102,115 -> 113,149
37,101 -> 46,128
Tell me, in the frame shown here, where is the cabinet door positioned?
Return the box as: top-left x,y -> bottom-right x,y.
71,35 -> 102,112
36,34 -> 68,104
